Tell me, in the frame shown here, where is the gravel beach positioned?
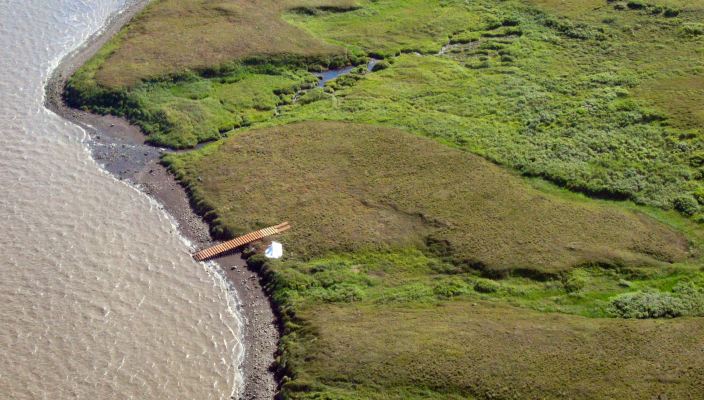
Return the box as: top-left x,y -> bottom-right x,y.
44,2 -> 279,398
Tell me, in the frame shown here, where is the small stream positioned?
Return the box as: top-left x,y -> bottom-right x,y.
313,59 -> 379,87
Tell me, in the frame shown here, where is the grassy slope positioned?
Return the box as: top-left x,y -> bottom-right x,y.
64,0 -> 366,148
279,0 -> 704,217
68,0 -> 704,214
165,121 -> 704,399
294,301 -> 704,399
94,0 -> 360,88
164,121 -> 689,274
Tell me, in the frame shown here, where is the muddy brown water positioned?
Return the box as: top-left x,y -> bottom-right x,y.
0,1 -> 244,398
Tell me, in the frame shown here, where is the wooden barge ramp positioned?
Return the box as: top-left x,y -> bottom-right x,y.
193,222 -> 291,261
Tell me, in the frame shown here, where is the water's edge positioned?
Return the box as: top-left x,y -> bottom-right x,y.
43,1 -> 279,399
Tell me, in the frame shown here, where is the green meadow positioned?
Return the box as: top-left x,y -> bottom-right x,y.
68,0 -> 704,398
164,121 -> 704,399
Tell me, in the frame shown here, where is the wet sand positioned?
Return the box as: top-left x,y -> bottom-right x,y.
44,1 -> 279,399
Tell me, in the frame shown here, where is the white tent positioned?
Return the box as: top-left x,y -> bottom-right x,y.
264,241 -> 283,259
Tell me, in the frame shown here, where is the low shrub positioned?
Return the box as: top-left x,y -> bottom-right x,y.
663,8 -> 680,17
563,274 -> 587,293
371,60 -> 391,72
467,60 -> 491,69
298,88 -> 330,105
674,195 -> 700,216
618,279 -> 633,288
626,1 -> 646,10
310,283 -> 364,303
610,283 -> 704,318
681,23 -> 704,37
609,290 -> 684,318
672,281 -> 704,315
502,17 -> 520,27
433,278 -> 471,299
542,17 -> 605,40
694,188 -> 704,204
474,279 -> 501,293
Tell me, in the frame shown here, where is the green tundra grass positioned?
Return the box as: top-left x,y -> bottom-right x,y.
68,0 -> 704,218
165,121 -> 704,399
279,0 -> 704,216
69,0 -> 704,398
164,121 -> 690,273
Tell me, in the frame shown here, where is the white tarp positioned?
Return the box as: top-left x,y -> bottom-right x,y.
264,241 -> 283,259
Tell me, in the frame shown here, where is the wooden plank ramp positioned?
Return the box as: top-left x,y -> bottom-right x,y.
192,222 -> 291,261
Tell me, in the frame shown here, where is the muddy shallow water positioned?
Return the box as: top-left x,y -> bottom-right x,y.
0,1 -> 243,399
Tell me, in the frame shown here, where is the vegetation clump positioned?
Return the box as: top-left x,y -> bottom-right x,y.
609,282 -> 704,318
680,22 -> 704,36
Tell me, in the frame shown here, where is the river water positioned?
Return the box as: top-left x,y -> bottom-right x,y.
0,1 -> 242,399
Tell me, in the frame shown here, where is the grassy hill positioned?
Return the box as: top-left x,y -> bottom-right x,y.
92,0 -> 361,88
289,300 -> 704,399
165,121 -> 704,399
67,0 -> 704,218
164,121 -> 690,274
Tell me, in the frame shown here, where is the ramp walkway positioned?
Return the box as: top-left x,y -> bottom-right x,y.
193,222 -> 291,261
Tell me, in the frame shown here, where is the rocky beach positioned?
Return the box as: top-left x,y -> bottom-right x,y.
44,1 -> 279,398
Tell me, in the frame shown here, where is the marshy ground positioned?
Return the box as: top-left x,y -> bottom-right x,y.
65,0 -> 704,398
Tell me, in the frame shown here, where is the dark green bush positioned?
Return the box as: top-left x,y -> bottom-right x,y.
626,1 -> 646,10
674,195 -> 700,216
663,8 -> 680,17
371,61 -> 391,72
502,17 -> 520,27
563,274 -> 587,293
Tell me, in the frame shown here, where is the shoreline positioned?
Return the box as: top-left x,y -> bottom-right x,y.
44,1 -> 279,399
